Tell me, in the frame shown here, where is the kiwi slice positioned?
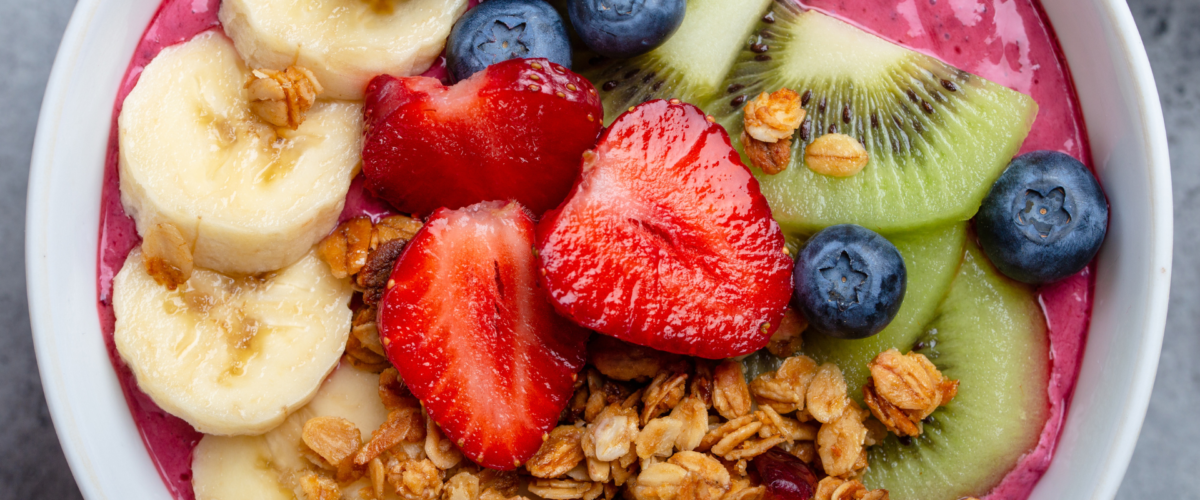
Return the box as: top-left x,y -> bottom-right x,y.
579,0 -> 774,122
860,239 -> 1050,500
802,222 -> 967,393
710,4 -> 1037,235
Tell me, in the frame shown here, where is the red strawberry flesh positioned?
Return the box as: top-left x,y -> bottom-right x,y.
378,201 -> 590,470
536,100 -> 794,359
363,58 -> 604,216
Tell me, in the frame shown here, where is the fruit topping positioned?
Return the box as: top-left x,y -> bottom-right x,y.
976,150 -> 1108,284
582,0 -> 775,121
862,240 -> 1050,500
536,100 -> 793,359
377,201 -> 590,470
447,0 -> 573,81
219,0 -> 468,100
119,32 -> 362,275
752,448 -> 817,500
113,249 -> 353,435
568,0 -> 686,58
362,58 -> 603,216
716,6 -> 1037,234
794,225 -> 907,340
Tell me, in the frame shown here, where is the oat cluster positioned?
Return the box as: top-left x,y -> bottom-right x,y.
743,89 -> 805,144
862,349 -> 958,437
741,88 -> 805,175
141,222 -> 193,290
318,214 -> 424,372
247,66 -> 324,129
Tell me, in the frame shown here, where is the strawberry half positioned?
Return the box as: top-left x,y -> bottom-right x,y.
536,100 -> 794,359
362,58 -> 604,216
378,201 -> 589,470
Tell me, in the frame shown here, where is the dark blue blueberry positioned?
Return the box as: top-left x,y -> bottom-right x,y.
793,225 -> 907,340
976,151 -> 1108,284
446,0 -> 572,82
568,0 -> 686,58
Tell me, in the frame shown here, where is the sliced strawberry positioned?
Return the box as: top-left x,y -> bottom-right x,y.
378,201 -> 589,470
535,100 -> 794,359
362,58 -> 604,216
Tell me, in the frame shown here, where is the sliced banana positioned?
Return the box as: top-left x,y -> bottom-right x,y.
220,0 -> 469,100
119,32 -> 362,276
113,248 -> 354,435
193,364 -> 396,499
192,435 -> 295,500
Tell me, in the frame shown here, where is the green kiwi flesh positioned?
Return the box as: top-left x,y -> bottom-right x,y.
802,222 -> 967,394
711,5 -> 1037,235
580,0 -> 775,123
860,239 -> 1050,500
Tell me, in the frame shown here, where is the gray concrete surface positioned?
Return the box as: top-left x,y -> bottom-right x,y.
0,0 -> 1195,497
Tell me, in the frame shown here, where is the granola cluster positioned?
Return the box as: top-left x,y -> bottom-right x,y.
141,221 -> 193,290
741,88 -> 806,175
317,214 -> 424,372
313,223 -> 958,500
247,65 -> 324,130
862,349 -> 958,437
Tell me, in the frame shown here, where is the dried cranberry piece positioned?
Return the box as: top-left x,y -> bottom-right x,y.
752,448 -> 818,500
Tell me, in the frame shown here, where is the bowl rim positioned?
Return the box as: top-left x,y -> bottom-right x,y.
1070,1 -> 1172,499
26,0 -> 1172,498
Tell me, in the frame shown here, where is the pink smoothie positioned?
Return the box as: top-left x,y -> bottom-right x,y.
96,1 -> 1093,499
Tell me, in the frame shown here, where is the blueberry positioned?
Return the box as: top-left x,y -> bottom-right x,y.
976,151 -> 1108,284
793,225 -> 907,340
446,0 -> 572,82
568,0 -> 686,58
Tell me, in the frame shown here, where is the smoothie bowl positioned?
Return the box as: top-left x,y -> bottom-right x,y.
27,0 -> 1170,499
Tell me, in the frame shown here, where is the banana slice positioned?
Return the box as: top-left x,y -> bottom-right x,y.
119,32 -> 362,276
193,364 -> 395,499
220,0 -> 469,100
113,248 -> 354,436
192,436 -> 295,500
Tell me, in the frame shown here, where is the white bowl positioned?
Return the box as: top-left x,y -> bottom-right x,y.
26,0 -> 1172,498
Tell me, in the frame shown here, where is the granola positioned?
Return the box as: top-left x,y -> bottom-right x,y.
317,216 -> 373,279
141,222 -> 193,290
302,416 -> 361,467
712,361 -> 752,420
816,410 -> 867,478
246,65 -> 323,130
814,477 -> 889,500
299,471 -> 341,500
863,349 -> 959,437
803,133 -> 869,178
583,405 -> 640,462
743,89 -> 805,143
529,425 -> 587,478
807,364 -> 850,424
386,458 -> 444,500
